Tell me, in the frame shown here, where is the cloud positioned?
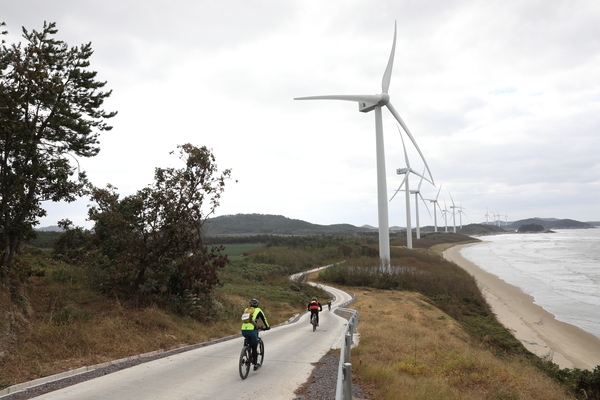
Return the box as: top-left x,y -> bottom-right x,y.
2,0 -> 600,229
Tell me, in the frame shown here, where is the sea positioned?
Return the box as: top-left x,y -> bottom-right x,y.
460,228 -> 600,340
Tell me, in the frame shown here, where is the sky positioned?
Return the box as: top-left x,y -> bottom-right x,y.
3,0 -> 600,230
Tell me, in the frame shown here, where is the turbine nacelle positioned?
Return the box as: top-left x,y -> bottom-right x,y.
359,93 -> 390,113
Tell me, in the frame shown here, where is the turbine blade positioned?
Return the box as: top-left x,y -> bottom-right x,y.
294,94 -> 383,104
389,175 -> 407,202
449,192 -> 455,206
410,169 -> 432,185
396,125 -> 410,168
382,21 -> 397,94
417,168 -> 425,190
387,102 -> 434,184
419,193 -> 431,218
435,183 -> 442,201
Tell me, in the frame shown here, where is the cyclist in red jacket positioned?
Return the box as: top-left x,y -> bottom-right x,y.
307,296 -> 323,326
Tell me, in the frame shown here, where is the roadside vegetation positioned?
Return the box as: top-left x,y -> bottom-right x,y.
3,232 -> 600,398
316,236 -> 600,399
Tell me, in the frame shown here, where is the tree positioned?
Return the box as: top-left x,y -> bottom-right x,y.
86,144 -> 231,317
0,21 -> 115,280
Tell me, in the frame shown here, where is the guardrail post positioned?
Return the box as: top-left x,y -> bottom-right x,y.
344,332 -> 352,363
343,362 -> 352,400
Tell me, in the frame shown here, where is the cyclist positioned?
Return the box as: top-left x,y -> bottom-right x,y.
327,300 -> 331,311
241,299 -> 270,370
307,296 -> 323,326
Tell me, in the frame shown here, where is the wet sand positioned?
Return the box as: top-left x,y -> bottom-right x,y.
444,243 -> 600,370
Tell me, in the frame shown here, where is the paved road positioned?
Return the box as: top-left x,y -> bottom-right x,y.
35,280 -> 353,399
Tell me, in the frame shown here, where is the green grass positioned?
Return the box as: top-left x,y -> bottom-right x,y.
219,243 -> 264,260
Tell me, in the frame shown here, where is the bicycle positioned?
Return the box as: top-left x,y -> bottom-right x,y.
310,312 -> 319,332
239,328 -> 265,379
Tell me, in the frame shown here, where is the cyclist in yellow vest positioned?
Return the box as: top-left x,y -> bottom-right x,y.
241,298 -> 270,370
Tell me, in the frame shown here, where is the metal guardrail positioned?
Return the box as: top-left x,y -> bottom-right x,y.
334,302 -> 359,400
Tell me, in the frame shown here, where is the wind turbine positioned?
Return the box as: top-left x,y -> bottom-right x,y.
449,193 -> 457,233
409,174 -> 431,240
457,201 -> 467,229
442,199 -> 449,233
390,128 -> 432,249
495,210 -> 501,227
295,22 -> 434,266
425,184 -> 442,233
483,208 -> 491,225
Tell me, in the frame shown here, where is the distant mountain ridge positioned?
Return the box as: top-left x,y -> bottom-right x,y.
203,213 -> 374,236
507,218 -> 593,230
36,215 -> 597,235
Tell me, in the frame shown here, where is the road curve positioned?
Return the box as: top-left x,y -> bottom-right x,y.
34,273 -> 353,399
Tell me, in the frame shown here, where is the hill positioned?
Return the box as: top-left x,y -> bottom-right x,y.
204,213 -> 375,235
508,218 -> 593,230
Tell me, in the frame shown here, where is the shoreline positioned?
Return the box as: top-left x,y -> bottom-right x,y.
444,243 -> 600,370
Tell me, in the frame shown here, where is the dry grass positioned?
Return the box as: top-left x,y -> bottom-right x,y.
349,288 -> 574,400
0,276 -> 294,388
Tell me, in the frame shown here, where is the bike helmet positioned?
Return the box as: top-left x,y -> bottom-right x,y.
311,296 -> 317,300
250,298 -> 259,307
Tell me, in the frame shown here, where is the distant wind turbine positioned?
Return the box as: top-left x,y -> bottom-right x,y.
442,199 -> 449,233
390,128 -> 432,249
457,201 -> 467,229
410,174 -> 431,239
495,210 -> 501,227
425,184 -> 442,233
295,22 -> 434,265
449,193 -> 458,233
483,208 -> 491,225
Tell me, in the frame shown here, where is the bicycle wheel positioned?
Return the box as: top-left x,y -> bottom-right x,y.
257,339 -> 265,366
239,346 -> 251,379
311,314 -> 317,332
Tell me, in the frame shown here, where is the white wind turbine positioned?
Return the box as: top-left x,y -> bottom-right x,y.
295,22 -> 434,265
390,129 -> 432,249
449,193 -> 458,233
425,184 -> 442,233
457,201 -> 467,229
442,199 -> 449,233
483,208 -> 491,225
495,210 -> 501,227
409,174 -> 431,240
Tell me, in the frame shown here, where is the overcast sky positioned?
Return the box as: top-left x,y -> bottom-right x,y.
3,0 -> 600,229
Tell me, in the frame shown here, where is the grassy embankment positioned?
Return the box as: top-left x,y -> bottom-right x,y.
313,235 -> 598,399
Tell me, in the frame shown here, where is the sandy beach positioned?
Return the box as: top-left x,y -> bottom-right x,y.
444,243 -> 600,370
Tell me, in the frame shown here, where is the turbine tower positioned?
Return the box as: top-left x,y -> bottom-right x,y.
295,22 -> 434,265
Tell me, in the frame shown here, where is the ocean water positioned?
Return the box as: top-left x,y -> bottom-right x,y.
460,228 -> 600,339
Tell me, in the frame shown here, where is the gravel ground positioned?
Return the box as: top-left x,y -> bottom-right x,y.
294,352 -> 365,400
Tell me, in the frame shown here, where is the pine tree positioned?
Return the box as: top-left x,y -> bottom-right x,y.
0,22 -> 116,280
